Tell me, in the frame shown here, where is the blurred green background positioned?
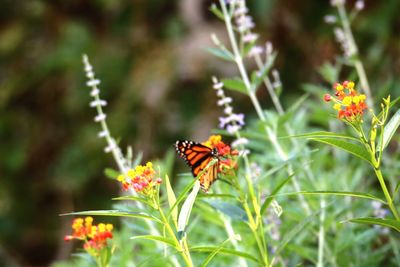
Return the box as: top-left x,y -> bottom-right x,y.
0,0 -> 399,266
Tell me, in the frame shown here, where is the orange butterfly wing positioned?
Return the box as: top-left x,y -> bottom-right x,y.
175,140 -> 219,191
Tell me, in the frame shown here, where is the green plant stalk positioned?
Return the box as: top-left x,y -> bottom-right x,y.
158,205 -> 194,267
373,167 -> 400,221
216,84 -> 266,265
219,0 -> 311,215
242,199 -> 269,266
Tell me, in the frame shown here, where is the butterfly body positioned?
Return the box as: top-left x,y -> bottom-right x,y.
175,140 -> 219,191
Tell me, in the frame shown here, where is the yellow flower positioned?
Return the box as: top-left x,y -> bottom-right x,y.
347,81 -> 354,89
98,223 -> 106,232
333,103 -> 341,110
202,135 -> 222,148
106,224 -> 113,231
127,169 -> 135,177
117,174 -> 125,182
342,96 -> 352,106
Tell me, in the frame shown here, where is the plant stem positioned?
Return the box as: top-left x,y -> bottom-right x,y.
374,167 -> 400,221
317,197 -> 326,267
219,0 -> 311,215
158,207 -> 194,267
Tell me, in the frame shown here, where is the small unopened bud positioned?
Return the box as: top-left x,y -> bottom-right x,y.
324,94 -> 332,102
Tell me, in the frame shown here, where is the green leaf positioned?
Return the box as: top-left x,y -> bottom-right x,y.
251,52 -> 277,92
112,195 -> 151,205
268,191 -> 386,204
200,237 -> 233,267
380,109 -> 400,151
131,235 -> 177,247
104,168 -> 120,180
318,62 -> 338,84
100,246 -> 112,267
346,217 -> 400,232
60,210 -> 161,223
177,180 -> 201,235
168,160 -> 217,219
260,175 -> 293,215
205,47 -> 235,62
221,78 -> 248,94
167,176 -> 197,219
191,246 -> 261,264
165,175 -> 178,229
197,193 -> 237,199
204,200 -> 248,221
209,3 -> 225,20
310,138 -> 372,164
290,131 -> 361,142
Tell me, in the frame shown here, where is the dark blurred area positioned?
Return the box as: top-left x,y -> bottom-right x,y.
0,0 -> 399,266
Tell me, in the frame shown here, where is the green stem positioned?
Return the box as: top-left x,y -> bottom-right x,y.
158,206 -> 194,267
373,167 -> 400,221
242,200 -> 269,266
219,0 -> 311,215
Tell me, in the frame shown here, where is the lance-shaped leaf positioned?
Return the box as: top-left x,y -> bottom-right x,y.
131,235 -> 177,248
205,47 -> 235,62
165,175 -> 178,229
260,174 -> 293,216
310,138 -> 372,164
290,131 -> 361,142
60,210 -> 162,223
346,217 -> 400,232
267,191 -> 385,204
221,78 -> 247,94
177,180 -> 201,238
200,235 -> 239,267
191,246 -> 261,264
378,109 -> 400,151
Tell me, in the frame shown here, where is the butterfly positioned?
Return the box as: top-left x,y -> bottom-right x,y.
175,140 -> 219,191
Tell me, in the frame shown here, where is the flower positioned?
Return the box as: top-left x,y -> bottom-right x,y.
202,135 -> 238,174
324,81 -> 367,122
64,217 -> 113,254
212,77 -> 246,135
117,162 -> 161,195
355,0 -> 364,10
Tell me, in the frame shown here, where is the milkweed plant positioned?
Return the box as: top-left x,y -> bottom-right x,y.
59,0 -> 400,266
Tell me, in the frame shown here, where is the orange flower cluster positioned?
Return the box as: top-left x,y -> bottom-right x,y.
64,217 -> 113,252
202,135 -> 238,173
324,81 -> 367,121
117,162 -> 162,194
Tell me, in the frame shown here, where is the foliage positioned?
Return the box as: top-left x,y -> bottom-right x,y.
1,0 -> 400,266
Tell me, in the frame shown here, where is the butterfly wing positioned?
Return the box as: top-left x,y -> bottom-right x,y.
198,157 -> 219,192
175,140 -> 219,191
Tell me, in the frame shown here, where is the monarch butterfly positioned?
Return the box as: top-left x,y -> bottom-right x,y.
175,140 -> 219,191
